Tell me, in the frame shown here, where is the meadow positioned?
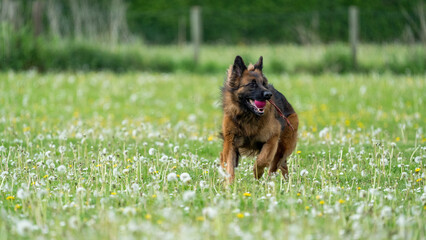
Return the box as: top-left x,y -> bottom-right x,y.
0,70 -> 425,239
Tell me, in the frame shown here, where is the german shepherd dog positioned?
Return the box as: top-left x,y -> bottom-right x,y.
220,56 -> 299,182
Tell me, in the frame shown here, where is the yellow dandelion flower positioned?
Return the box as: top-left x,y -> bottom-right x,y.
305,206 -> 310,210
176,174 -> 180,178
422,138 -> 426,143
243,192 -> 251,197
416,178 -> 422,182
69,165 -> 72,168
415,168 -> 421,172
152,194 -> 157,198
111,192 -> 117,195
297,150 -> 301,154
297,192 -> 301,196
23,126 -> 31,132
318,213 -> 323,217
207,136 -> 214,141
345,120 -> 350,126
312,127 -> 317,133
145,214 -> 152,220
196,216 -> 205,221
113,164 -> 117,167
14,204 -> 21,210
338,199 -> 345,204
236,213 -> 244,219
6,196 -> 15,200
357,122 -> 365,129
319,200 -> 325,205
316,195 -> 320,200
395,137 -> 400,142
96,164 -> 102,167
357,187 -> 361,190
172,166 -> 177,169
424,205 -> 426,210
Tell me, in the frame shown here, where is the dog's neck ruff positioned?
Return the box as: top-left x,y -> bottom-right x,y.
268,100 -> 295,132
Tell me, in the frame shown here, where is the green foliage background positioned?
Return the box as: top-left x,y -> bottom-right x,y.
126,0 -> 419,43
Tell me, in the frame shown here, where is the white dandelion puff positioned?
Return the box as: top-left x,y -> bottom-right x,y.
148,148 -> 155,156
218,167 -> 230,178
173,146 -> 179,153
167,173 -> 178,182
300,169 -> 309,177
131,183 -> 140,192
180,172 -> 191,183
202,207 -> 218,219
57,165 -> 66,174
76,187 -> 86,194
16,219 -> 34,236
183,190 -> 196,202
17,189 -> 30,200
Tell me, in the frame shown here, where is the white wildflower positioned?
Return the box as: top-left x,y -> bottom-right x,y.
76,187 -> 86,194
199,180 -> 208,189
17,189 -> 29,200
173,146 -> 179,153
167,172 -> 178,182
182,190 -> 196,202
380,206 -> 392,218
300,169 -> 309,177
203,207 -> 218,219
148,148 -> 155,156
68,216 -> 79,229
131,183 -> 140,192
218,167 -> 229,178
57,165 -> 66,174
15,219 -> 34,236
180,172 -> 191,183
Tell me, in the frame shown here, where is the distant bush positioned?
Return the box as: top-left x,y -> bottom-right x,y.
1,26 -> 424,74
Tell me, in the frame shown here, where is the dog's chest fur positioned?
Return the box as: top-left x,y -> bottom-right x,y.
227,107 -> 281,153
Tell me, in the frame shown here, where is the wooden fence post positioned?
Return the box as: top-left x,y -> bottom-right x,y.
191,6 -> 201,64
349,6 -> 359,69
32,0 -> 44,36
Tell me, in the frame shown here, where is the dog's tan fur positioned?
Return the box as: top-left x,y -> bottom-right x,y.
220,56 -> 298,182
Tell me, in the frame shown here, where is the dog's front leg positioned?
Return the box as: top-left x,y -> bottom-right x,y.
254,135 -> 279,179
221,135 -> 238,183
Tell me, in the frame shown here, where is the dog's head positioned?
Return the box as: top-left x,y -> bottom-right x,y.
225,56 -> 271,116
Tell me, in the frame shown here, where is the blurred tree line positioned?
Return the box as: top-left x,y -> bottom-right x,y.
0,0 -> 424,44
126,0 -> 424,44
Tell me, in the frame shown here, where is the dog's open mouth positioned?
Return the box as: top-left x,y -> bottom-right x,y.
248,99 -> 266,115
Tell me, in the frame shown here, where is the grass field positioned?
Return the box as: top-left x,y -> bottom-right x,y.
0,70 -> 425,239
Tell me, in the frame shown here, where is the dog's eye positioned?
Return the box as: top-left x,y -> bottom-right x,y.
250,80 -> 257,87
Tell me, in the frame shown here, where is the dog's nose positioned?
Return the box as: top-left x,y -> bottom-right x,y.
263,91 -> 272,99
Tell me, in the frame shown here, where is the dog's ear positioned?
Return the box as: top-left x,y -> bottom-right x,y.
232,56 -> 247,78
254,56 -> 263,71
228,56 -> 247,88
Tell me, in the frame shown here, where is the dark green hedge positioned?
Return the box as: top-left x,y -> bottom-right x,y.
127,0 -> 421,44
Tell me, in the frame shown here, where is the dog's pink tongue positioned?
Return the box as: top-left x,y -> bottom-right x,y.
254,100 -> 266,109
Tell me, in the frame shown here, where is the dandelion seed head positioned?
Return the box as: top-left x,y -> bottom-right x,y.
180,172 -> 191,183
167,172 -> 178,182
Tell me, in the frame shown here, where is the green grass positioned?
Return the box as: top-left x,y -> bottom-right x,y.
0,71 -> 425,239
